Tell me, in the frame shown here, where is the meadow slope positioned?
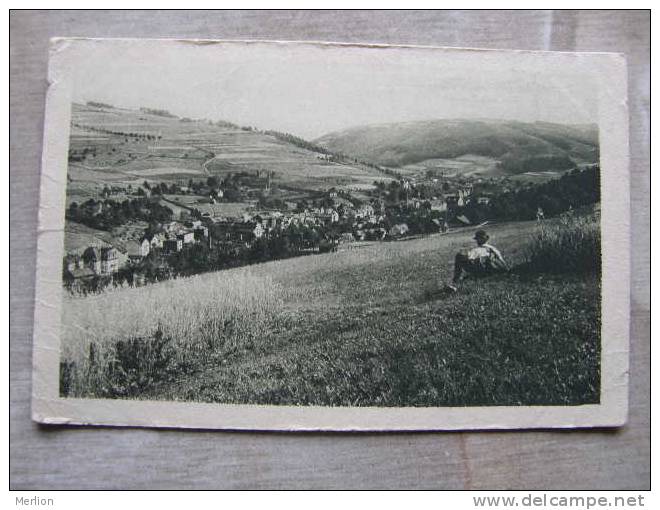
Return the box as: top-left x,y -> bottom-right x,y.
61,219 -> 600,407
68,103 -> 385,191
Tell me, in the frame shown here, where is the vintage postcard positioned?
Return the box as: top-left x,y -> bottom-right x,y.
32,39 -> 629,430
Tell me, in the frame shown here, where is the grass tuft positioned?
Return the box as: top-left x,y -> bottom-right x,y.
520,211 -> 601,275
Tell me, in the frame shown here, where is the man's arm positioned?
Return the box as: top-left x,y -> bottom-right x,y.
488,245 -> 509,269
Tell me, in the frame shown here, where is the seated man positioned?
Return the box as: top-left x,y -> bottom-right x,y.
446,229 -> 508,291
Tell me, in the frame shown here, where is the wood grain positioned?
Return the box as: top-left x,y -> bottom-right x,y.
9,10 -> 649,489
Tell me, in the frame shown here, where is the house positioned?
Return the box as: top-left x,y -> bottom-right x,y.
252,222 -> 265,239
127,238 -> 151,262
138,238 -> 151,256
163,238 -> 183,253
67,266 -> 96,281
194,226 -> 209,241
457,189 -> 471,207
372,199 -> 385,215
100,247 -> 120,274
164,221 -> 181,233
389,223 -> 409,238
317,209 -> 339,225
214,221 -> 264,245
145,232 -> 164,249
287,212 -> 316,227
62,256 -> 96,290
63,253 -> 84,273
356,204 -> 375,219
430,200 -> 447,213
126,242 -> 142,262
184,220 -> 202,229
337,203 -> 355,218
254,212 -> 283,232
82,247 -> 102,273
177,231 -> 195,245
233,222 -> 264,242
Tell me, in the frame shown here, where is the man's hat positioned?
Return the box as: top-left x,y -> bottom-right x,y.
474,229 -> 489,242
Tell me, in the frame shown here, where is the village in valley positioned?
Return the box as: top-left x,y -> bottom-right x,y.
63,102 -> 564,295
63,102 -> 490,294
63,170 -> 490,293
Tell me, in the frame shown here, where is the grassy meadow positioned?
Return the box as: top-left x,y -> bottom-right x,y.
60,213 -> 601,406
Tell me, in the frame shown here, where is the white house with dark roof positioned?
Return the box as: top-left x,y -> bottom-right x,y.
127,238 -> 151,262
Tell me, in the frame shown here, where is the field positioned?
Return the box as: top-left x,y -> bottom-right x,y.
60,216 -> 601,406
67,103 -> 386,192
400,154 -> 502,178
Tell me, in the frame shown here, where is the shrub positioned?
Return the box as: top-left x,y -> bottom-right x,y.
521,210 -> 601,274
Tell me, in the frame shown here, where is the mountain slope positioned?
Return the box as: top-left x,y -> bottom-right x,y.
315,119 -> 599,175
67,102 -> 386,191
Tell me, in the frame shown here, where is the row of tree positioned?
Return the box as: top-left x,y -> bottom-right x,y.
485,166 -> 600,221
67,197 -> 174,231
72,122 -> 162,141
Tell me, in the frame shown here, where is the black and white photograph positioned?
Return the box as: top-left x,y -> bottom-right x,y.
31,38 -> 630,430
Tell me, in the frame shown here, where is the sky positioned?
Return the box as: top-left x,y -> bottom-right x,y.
65,39 -> 600,140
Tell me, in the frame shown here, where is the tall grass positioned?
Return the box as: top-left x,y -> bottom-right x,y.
60,268 -> 283,398
522,211 -> 601,274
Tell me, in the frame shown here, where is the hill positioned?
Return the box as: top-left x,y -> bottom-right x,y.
314,119 -> 599,177
60,219 -> 600,407
67,102 -> 387,194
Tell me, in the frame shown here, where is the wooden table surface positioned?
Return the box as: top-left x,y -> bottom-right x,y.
9,10 -> 650,489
